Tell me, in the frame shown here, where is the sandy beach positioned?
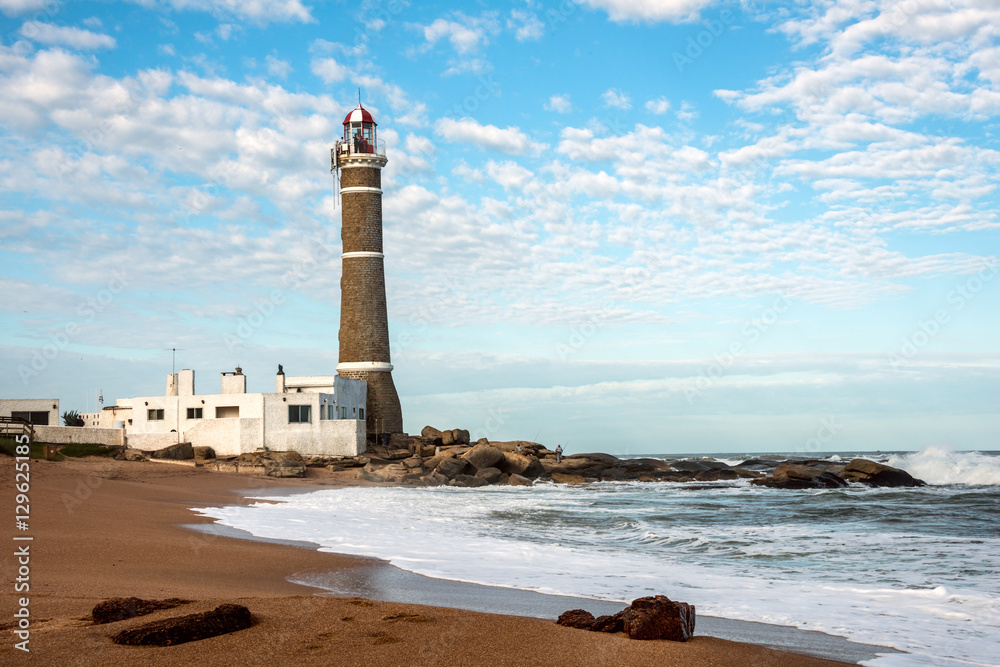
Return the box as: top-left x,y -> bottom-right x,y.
1,456 -> 859,666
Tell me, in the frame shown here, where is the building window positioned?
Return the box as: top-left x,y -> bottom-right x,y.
340,406 -> 348,419
186,407 -> 203,419
288,405 -> 311,423
359,408 -> 365,420
148,409 -> 164,421
327,405 -> 335,420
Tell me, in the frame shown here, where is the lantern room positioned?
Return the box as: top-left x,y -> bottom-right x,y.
342,104 -> 377,154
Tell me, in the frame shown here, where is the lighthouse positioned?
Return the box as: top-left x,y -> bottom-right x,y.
332,104 -> 403,436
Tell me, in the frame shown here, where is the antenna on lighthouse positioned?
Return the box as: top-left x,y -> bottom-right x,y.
164,347 -> 184,374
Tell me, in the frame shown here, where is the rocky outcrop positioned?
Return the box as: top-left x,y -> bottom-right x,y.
622,595 -> 696,641
92,597 -> 190,624
449,474 -> 489,488
262,451 -> 306,478
435,456 -> 471,479
556,609 -> 596,630
751,464 -> 847,489
461,443 -> 505,471
151,442 -> 193,460
551,473 -> 586,484
557,596 -> 695,642
109,603 -> 252,646
507,473 -> 533,486
499,452 -> 544,479
475,467 -> 503,484
841,459 -> 926,487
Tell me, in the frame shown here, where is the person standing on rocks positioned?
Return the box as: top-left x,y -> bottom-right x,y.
555,444 -> 563,464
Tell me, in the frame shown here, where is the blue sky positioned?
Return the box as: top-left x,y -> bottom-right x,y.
1,0 -> 997,454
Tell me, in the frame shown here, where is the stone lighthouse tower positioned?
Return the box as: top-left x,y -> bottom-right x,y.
332,104 -> 403,436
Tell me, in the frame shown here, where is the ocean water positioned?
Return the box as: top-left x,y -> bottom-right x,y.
193,448 -> 1000,667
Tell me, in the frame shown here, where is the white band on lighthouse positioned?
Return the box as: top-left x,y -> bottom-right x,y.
337,362 -> 394,372
340,186 -> 383,194
342,251 -> 384,259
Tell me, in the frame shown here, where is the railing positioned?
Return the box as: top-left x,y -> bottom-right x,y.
332,138 -> 386,164
0,416 -> 34,440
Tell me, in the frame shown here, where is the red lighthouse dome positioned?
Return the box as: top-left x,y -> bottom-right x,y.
342,104 -> 377,154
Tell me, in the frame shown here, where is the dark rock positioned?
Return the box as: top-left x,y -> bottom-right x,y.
622,595 -> 695,641
263,452 -> 306,478
556,609 -> 595,630
462,443 -> 505,471
475,467 -> 503,484
151,442 -> 193,460
592,611 -> 625,633
435,457 -> 470,479
841,459 -> 926,487
440,430 -> 455,445
92,597 -> 190,625
110,603 -> 252,646
420,471 -> 448,486
192,446 -> 215,459
507,473 -> 532,486
499,452 -> 545,479
449,474 -> 489,488
123,448 -> 146,461
668,460 -> 708,472
751,464 -> 847,489
452,429 -> 471,445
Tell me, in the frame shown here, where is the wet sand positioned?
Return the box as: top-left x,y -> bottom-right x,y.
1,457 -> 877,665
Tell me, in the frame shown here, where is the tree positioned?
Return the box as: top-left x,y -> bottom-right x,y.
62,410 -> 84,427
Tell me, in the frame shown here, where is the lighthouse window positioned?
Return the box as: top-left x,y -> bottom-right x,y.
288,405 -> 311,423
186,407 -> 203,419
147,409 -> 164,421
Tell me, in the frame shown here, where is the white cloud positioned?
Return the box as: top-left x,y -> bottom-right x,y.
311,57 -> 348,84
126,0 -> 313,24
437,117 -> 535,155
0,0 -> 48,16
486,160 -> 533,189
578,0 -> 712,23
645,97 -> 670,114
546,94 -> 572,113
265,55 -> 291,79
19,22 -> 117,50
508,9 -> 545,41
602,88 -> 631,109
421,14 -> 496,55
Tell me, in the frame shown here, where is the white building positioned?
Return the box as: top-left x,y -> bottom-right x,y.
0,398 -> 60,426
113,367 -> 367,457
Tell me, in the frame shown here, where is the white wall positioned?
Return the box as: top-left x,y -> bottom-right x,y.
33,425 -> 125,447
335,377 -> 367,420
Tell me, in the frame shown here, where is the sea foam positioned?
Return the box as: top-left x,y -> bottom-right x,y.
889,447 -> 1000,485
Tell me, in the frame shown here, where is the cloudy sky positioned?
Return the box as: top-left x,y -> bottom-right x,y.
1,0 -> 997,454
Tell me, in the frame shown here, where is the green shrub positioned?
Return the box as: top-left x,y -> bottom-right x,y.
0,437 -> 59,460
60,442 -> 114,458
